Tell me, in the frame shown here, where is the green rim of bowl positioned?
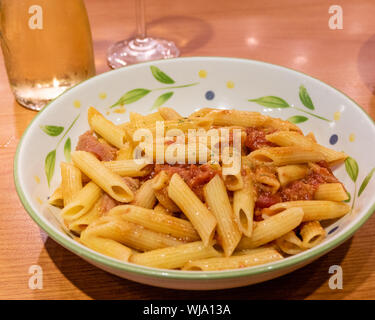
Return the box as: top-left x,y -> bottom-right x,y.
14,57 -> 375,281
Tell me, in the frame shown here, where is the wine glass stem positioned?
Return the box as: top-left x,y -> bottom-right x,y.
135,0 -> 147,41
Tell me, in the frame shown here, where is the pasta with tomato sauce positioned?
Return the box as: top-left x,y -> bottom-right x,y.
49,107 -> 350,271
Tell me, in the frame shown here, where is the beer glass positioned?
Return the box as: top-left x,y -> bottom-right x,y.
0,0 -> 96,111
107,0 -> 179,69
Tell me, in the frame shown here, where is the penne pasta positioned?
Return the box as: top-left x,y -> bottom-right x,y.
152,171 -> 169,191
80,232 -> 133,262
222,169 -> 244,191
300,221 -> 326,249
129,111 -> 164,127
233,169 -> 255,237
60,162 -> 83,206
204,175 -> 242,256
182,247 -> 283,271
88,107 -> 126,149
83,215 -> 185,252
68,197 -> 103,234
237,207 -> 304,250
263,200 -> 350,221
72,151 -> 134,202
168,173 -> 217,246
48,185 -> 64,207
205,109 -> 267,127
130,241 -> 221,269
154,187 -> 180,212
115,142 -> 134,161
306,132 -> 317,142
248,147 -> 325,166
61,181 -> 102,222
314,183 -> 349,202
189,107 -> 219,118
276,164 -> 308,187
263,117 -> 302,133
109,205 -> 200,241
275,231 -> 305,255
153,203 -> 174,216
158,107 -> 183,120
265,131 -> 347,165
102,159 -> 152,177
164,118 -> 213,132
50,106 -> 352,271
131,179 -> 156,208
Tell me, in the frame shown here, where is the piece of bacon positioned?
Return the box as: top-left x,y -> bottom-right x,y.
99,193 -> 117,215
76,130 -> 117,161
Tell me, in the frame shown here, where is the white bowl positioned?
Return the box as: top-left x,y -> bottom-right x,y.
14,57 -> 375,290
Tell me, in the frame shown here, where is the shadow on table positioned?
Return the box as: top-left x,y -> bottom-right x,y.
146,15 -> 214,55
41,236 -> 365,300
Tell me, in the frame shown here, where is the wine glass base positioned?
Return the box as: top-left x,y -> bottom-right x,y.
107,37 -> 180,69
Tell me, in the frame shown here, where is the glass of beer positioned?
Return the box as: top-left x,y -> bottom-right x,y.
0,0 -> 96,111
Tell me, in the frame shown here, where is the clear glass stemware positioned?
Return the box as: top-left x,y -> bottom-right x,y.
107,0 -> 180,68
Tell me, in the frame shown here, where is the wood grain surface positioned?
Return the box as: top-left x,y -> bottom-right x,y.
1,0 -> 374,300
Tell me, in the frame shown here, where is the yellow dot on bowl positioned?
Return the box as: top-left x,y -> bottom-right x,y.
99,92 -> 107,100
36,197 -> 43,205
106,111 -> 110,116
333,111 -> 341,121
198,70 -> 207,78
113,107 -> 126,114
34,175 -> 40,184
226,81 -> 235,89
349,133 -> 356,142
73,100 -> 81,108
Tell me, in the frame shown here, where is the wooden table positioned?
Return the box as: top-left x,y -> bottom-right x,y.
1,0 -> 374,300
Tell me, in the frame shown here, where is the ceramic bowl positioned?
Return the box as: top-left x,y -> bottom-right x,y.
14,57 -> 375,290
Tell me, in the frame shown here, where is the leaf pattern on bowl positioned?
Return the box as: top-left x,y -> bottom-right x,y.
249,85 -> 331,123
64,138 -> 71,162
358,168 -> 375,197
41,113 -> 80,187
298,85 -> 315,110
152,91 -> 174,110
344,157 -> 375,210
109,66 -> 199,109
286,115 -> 308,124
40,125 -> 64,136
150,65 -> 175,84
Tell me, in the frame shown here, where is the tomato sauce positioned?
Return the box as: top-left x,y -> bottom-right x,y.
244,127 -> 277,151
154,164 -> 220,199
255,162 -> 341,209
